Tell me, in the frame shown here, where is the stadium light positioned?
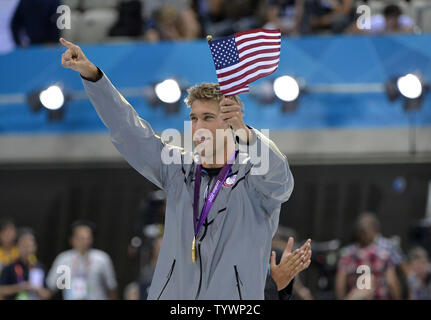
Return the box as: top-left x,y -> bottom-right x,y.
155,79 -> 182,104
397,74 -> 422,99
27,85 -> 67,121
40,85 -> 65,111
273,75 -> 302,113
273,76 -> 300,102
385,73 -> 428,111
250,75 -> 303,112
143,78 -> 186,114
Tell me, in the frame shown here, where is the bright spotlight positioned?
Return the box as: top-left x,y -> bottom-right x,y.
273,76 -> 300,102
397,74 -> 422,99
27,85 -> 67,121
39,85 -> 65,110
154,79 -> 181,104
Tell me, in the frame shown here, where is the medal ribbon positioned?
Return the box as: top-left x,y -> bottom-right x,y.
193,151 -> 237,239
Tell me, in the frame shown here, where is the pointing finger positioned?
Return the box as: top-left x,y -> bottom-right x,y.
60,37 -> 75,49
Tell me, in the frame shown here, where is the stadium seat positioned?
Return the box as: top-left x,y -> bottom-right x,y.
412,0 -> 431,32
62,0 -> 80,10
418,6 -> 431,32
79,9 -> 119,43
81,0 -> 119,10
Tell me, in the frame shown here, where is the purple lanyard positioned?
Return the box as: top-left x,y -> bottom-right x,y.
193,151 -> 237,238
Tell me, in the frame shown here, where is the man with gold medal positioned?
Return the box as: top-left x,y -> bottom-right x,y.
58,28 -> 311,299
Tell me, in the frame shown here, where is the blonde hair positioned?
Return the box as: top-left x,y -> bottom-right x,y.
184,82 -> 244,109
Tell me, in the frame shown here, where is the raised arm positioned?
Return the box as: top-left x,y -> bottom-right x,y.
60,38 -> 182,189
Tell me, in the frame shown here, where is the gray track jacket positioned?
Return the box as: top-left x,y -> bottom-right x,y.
82,71 -> 294,300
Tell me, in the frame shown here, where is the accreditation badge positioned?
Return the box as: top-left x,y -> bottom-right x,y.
68,276 -> 88,300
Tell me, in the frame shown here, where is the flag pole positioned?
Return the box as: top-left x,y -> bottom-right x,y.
206,35 -> 213,42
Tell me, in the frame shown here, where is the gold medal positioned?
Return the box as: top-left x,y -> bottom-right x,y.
192,236 -> 196,263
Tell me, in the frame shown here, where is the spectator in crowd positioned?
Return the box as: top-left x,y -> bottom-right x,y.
46,220 -> 118,300
109,0 -> 144,38
335,213 -> 401,300
126,191 -> 165,299
351,212 -> 409,298
139,234 -> 163,299
351,3 -> 414,35
407,247 -> 431,300
0,228 -> 51,300
0,218 -> 19,276
372,216 -> 409,299
147,5 -> 201,41
11,0 -> 61,48
299,0 -> 356,34
127,190 -> 165,280
262,0 -> 304,36
141,0 -> 192,20
0,0 -> 20,55
195,0 -> 261,38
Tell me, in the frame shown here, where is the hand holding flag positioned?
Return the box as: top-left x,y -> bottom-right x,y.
207,28 -> 281,97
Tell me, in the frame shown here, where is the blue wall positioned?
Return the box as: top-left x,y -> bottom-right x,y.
1,34 -> 431,134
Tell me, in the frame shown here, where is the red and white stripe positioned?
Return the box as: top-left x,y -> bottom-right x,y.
217,28 -> 281,96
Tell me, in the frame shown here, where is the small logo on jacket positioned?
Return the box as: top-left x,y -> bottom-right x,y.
223,174 -> 237,187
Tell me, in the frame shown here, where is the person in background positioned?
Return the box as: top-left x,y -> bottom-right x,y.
11,0 -> 60,48
335,213 -> 401,300
195,0 -> 261,38
127,190 -> 166,287
299,0 -> 355,34
109,0 -> 144,38
0,0 -> 20,55
372,220 -> 409,299
351,3 -> 414,35
0,228 -> 51,300
46,220 -> 118,300
0,218 -> 19,276
407,247 -> 431,300
139,234 -> 163,300
148,5 -> 201,41
262,0 -> 304,36
353,212 -> 409,299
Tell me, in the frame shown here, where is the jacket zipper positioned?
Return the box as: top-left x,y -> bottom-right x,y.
157,259 -> 176,300
195,243 -> 203,299
234,265 -> 243,300
194,176 -> 212,299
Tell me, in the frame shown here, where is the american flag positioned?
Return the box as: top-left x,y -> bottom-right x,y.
208,28 -> 281,96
